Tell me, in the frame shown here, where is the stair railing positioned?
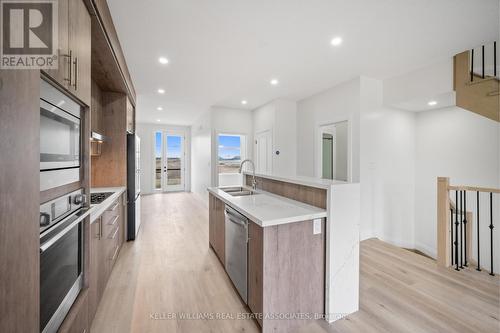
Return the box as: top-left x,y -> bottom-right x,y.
470,41 -> 497,82
437,177 -> 499,275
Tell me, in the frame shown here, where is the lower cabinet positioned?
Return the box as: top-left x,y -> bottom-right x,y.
88,193 -> 126,324
208,194 -> 225,264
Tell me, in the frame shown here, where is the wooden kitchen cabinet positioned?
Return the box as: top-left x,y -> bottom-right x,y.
42,0 -> 91,105
91,80 -> 103,134
44,0 -> 69,87
88,216 -> 108,323
68,0 -> 91,104
88,195 -> 126,324
208,194 -> 225,264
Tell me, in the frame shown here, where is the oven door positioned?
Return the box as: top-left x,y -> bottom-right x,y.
40,210 -> 85,333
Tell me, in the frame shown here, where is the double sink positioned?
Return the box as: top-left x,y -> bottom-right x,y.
221,186 -> 260,197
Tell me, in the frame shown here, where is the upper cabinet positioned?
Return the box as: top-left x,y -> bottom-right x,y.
43,0 -> 91,105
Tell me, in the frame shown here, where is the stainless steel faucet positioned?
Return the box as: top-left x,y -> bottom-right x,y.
239,159 -> 257,189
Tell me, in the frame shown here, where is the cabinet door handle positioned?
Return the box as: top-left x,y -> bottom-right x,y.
99,217 -> 103,240
73,57 -> 78,90
63,50 -> 72,84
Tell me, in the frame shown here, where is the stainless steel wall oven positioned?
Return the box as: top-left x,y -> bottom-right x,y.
39,189 -> 87,333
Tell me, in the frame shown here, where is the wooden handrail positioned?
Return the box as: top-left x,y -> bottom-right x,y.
448,185 -> 500,194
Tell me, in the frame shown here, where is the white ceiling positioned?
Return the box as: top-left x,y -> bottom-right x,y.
107,0 -> 499,126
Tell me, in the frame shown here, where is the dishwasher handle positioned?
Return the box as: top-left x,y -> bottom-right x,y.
225,206 -> 248,227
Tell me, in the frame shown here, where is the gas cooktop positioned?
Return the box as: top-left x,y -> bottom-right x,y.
90,192 -> 114,205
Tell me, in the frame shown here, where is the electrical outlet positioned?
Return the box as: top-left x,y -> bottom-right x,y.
313,219 -> 322,235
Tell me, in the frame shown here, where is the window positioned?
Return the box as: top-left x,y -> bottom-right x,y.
218,134 -> 243,174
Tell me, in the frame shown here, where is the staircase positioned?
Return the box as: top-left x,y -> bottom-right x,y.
437,177 -> 500,275
454,42 -> 499,122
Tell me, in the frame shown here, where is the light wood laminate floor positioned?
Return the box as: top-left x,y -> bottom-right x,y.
91,193 -> 500,333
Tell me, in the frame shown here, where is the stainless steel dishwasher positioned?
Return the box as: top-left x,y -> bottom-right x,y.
225,205 -> 248,303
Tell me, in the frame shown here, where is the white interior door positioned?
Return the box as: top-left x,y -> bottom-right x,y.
255,130 -> 272,174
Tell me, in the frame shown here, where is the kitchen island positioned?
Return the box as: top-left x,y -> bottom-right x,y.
208,185 -> 327,333
208,172 -> 360,332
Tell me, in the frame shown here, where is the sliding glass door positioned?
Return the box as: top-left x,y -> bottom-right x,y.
154,132 -> 185,192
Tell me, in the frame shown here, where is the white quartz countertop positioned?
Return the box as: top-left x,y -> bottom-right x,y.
243,171 -> 347,189
89,187 -> 127,222
207,186 -> 327,227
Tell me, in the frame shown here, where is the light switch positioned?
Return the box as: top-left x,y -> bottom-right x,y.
313,219 -> 322,235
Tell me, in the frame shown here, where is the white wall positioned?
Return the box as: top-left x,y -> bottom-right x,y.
383,58 -> 454,106
297,78 -> 360,181
191,112 -> 212,204
252,99 -> 297,176
136,123 -> 191,195
415,106 -> 500,266
360,77 -> 416,245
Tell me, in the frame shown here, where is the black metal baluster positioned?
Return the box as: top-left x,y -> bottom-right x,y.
450,208 -> 454,265
482,45 -> 485,79
489,192 -> 494,276
476,191 -> 481,271
471,49 -> 474,82
494,42 -> 497,77
462,191 -> 467,267
455,190 -> 460,271
460,190 -> 464,268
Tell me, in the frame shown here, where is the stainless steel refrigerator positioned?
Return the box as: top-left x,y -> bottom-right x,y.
127,134 -> 141,240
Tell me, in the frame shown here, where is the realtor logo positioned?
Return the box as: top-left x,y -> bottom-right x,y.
1,0 -> 57,69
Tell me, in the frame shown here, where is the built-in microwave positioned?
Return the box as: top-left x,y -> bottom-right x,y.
40,79 -> 82,191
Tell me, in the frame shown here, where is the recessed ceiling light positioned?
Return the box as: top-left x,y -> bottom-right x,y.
157,119 -> 161,122
330,37 -> 343,46
157,106 -> 163,111
241,100 -> 248,105
428,100 -> 437,106
270,79 -> 279,86
158,57 -> 169,64
157,88 -> 165,94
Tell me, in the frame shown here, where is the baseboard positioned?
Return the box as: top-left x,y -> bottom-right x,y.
414,242 -> 437,259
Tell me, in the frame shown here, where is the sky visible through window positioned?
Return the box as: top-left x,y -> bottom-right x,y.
155,133 -> 182,158
218,135 -> 241,160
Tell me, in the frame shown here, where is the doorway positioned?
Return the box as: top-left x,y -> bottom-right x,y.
155,131 -> 185,192
319,121 -> 348,181
255,130 -> 272,174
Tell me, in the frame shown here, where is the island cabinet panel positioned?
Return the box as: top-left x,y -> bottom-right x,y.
248,221 -> 264,326
209,195 -> 216,249
246,175 -> 327,209
248,219 -> 326,333
208,194 -> 226,264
